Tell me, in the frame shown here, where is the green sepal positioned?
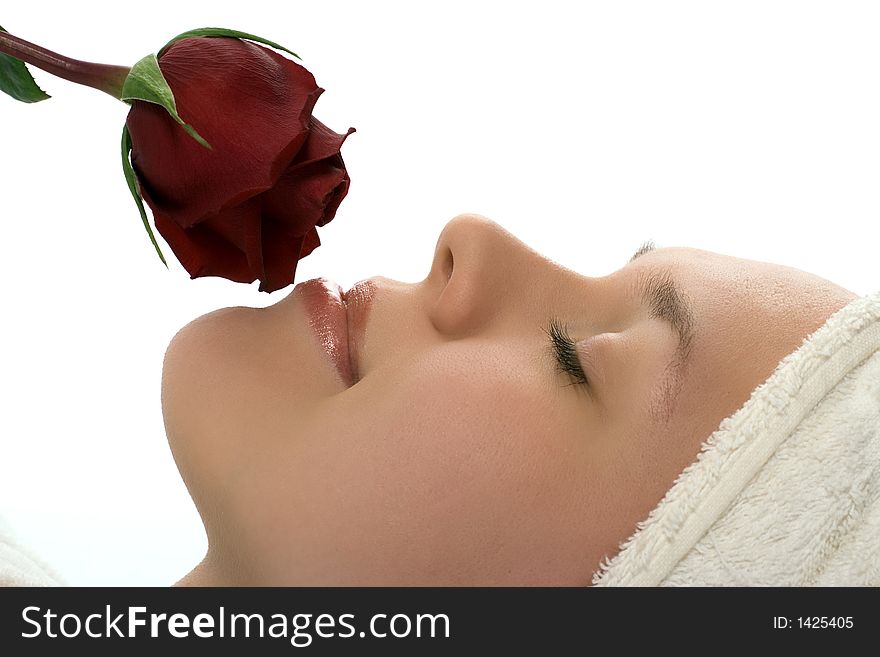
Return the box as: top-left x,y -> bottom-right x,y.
157,27 -> 301,61
121,125 -> 168,268
0,25 -> 51,103
120,53 -> 211,149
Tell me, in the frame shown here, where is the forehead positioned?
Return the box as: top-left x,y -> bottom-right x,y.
619,245 -> 811,305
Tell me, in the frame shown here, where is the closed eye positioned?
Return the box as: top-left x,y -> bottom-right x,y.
544,317 -> 589,387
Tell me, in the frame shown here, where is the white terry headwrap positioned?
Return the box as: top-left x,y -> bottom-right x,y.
592,290 -> 880,586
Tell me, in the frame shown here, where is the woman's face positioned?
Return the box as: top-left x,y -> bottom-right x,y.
161,214 -> 855,585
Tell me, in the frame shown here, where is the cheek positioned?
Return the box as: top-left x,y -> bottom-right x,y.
357,347 -> 564,497
299,344 -> 592,582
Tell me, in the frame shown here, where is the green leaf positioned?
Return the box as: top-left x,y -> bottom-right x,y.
121,125 -> 168,268
157,27 -> 301,61
0,25 -> 51,103
120,54 -> 211,149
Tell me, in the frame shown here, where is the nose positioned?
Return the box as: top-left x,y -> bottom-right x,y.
426,213 -> 541,337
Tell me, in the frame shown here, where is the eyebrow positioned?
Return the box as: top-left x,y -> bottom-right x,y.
628,242 -> 696,424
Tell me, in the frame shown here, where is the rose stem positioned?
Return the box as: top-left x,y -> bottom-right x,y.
0,30 -> 130,100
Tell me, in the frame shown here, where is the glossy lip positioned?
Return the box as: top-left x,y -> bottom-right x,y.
293,278 -> 355,388
342,279 -> 376,385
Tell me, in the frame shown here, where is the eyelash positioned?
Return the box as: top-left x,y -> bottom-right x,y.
544,317 -> 589,387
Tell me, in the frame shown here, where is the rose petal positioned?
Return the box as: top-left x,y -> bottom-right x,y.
152,198 -> 262,283
260,161 -> 349,233
300,227 -> 321,259
258,225 -> 322,293
199,201 -> 266,279
316,160 -> 352,227
287,119 -> 355,171
127,38 -> 321,228
259,123 -> 354,234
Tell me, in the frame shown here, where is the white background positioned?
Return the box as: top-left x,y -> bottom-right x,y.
1,1 -> 878,585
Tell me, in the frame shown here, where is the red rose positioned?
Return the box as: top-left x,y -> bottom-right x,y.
125,37 -> 355,293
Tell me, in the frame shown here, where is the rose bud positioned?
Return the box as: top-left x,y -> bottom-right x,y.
126,37 -> 355,293
0,26 -> 355,293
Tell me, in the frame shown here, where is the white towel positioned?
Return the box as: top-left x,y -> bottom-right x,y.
0,516 -> 64,586
592,290 -> 880,586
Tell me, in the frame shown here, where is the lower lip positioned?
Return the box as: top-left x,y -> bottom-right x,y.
293,278 -> 354,387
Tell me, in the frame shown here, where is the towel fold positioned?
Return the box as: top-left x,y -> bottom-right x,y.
593,290 -> 880,586
0,516 -> 64,586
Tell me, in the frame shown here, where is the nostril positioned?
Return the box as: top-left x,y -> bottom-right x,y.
442,248 -> 454,282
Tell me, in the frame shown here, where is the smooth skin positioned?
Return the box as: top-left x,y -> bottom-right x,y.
161,214 -> 855,585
